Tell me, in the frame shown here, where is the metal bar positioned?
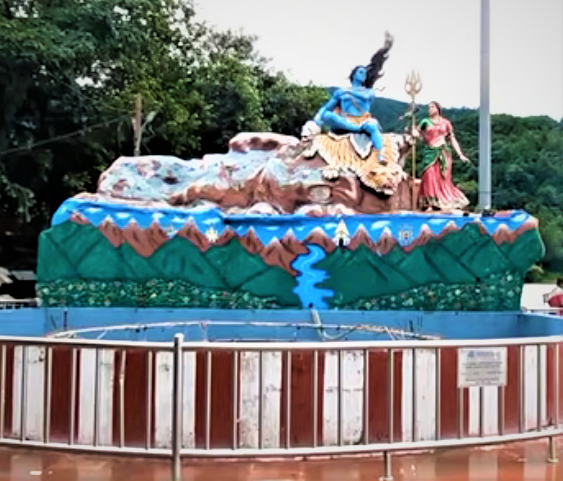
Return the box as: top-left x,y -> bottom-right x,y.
146,351 -> 153,450
43,347 -> 52,444
232,351 -> 238,450
20,346 -> 28,442
119,350 -> 127,448
285,350 -> 292,449
547,435 -> 559,463
337,349 -> 343,446
258,351 -> 263,450
363,349 -> 369,445
0,345 -> 6,439
519,345 -> 525,433
2,332 -> 563,352
0,428 -> 562,459
312,350 -> 318,448
479,387 -> 485,437
69,348 -> 77,445
479,0 -> 491,209
177,427 -> 563,457
29,320 -> 431,343
173,335 -> 563,352
411,349 -> 417,442
457,387 -> 464,439
387,349 -> 394,443
204,350 -> 212,450
498,386 -> 505,436
382,451 -> 393,481
93,349 -> 100,447
554,345 -> 560,429
435,348 -> 441,441
528,308 -> 563,314
171,335 -> 183,481
537,344 -> 543,431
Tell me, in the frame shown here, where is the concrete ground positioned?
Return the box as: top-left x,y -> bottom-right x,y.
0,438 -> 560,480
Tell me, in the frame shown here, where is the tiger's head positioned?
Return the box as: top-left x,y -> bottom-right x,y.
358,160 -> 407,196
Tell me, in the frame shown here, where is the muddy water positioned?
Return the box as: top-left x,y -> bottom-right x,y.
0,439 -> 560,480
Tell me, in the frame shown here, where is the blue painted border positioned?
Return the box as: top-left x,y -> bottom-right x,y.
1,308 -> 562,341
51,197 -> 533,248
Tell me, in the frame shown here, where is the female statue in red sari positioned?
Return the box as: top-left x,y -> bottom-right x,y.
412,102 -> 470,211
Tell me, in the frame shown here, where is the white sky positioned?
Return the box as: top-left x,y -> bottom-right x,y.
195,0 -> 563,120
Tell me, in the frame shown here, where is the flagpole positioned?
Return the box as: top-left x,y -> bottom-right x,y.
479,0 -> 492,210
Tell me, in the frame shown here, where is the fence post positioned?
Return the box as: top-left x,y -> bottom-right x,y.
172,334 -> 184,481
547,436 -> 559,464
380,451 -> 393,481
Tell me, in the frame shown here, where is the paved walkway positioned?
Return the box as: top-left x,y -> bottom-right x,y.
0,439 -> 561,480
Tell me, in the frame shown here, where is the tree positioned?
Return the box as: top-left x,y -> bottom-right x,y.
0,0 -> 209,227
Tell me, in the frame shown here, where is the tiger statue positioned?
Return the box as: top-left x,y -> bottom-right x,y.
300,120 -> 413,196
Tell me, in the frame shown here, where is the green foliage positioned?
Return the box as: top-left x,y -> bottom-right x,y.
0,0 -> 199,227
261,74 -> 328,137
331,271 -> 524,311
37,279 -> 283,309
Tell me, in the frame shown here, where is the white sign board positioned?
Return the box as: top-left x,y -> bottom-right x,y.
458,347 -> 507,387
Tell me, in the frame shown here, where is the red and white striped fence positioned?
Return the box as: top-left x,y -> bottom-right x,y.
0,334 -> 561,480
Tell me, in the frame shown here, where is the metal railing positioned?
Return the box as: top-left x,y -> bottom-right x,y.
0,299 -> 38,309
526,307 -> 563,315
0,334 -> 560,481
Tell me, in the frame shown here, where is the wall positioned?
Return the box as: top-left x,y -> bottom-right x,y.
0,308 -> 45,337
1,307 -> 563,340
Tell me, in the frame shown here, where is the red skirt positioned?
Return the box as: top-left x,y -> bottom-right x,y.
418,153 -> 468,210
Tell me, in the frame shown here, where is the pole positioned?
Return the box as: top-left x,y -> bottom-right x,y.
380,451 -> 393,481
411,114 -> 417,210
404,71 -> 422,211
133,94 -> 142,157
479,0 -> 492,210
171,334 -> 183,481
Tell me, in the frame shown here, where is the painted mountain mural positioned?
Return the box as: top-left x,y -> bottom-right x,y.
37,195 -> 544,311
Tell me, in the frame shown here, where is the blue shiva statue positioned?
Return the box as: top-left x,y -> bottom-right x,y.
312,31 -> 394,163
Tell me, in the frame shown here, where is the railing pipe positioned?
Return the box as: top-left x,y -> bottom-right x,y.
172,334 -> 183,481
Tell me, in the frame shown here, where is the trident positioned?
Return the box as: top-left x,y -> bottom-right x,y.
405,70 -> 422,210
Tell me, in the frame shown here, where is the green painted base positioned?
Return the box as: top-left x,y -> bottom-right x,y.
36,279 -> 281,309
37,222 -> 301,307
36,216 -> 544,311
330,271 -> 523,311
37,271 -> 522,311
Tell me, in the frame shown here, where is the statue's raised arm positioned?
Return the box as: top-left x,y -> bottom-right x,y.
305,32 -> 394,164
